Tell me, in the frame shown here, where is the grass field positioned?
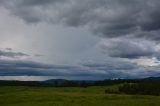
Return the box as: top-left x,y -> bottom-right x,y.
0,86 -> 160,106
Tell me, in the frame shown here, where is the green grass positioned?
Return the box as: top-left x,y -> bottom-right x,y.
0,86 -> 160,106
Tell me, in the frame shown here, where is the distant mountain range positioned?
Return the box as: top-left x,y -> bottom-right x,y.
0,76 -> 160,86
144,77 -> 160,80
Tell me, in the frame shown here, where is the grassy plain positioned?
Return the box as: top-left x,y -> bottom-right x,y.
0,86 -> 160,106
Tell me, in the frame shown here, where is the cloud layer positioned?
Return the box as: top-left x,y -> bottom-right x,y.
0,0 -> 160,80
2,0 -> 160,39
1,0 -> 160,59
0,58 -> 160,79
0,48 -> 29,58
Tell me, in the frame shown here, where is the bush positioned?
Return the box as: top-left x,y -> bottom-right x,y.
118,82 -> 160,96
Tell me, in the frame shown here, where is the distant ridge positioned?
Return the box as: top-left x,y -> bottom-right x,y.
144,77 -> 160,80
41,79 -> 66,84
0,77 -> 160,86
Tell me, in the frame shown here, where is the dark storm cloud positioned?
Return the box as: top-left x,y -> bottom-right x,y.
1,0 -> 160,79
99,38 -> 160,59
0,56 -> 159,79
19,0 -> 65,6
57,0 -> 160,40
0,60 -> 76,70
2,0 -> 160,40
79,60 -> 160,79
1,0 -> 160,59
0,0 -> 67,23
0,49 -> 29,58
0,58 -> 152,79
82,61 -> 137,70
0,59 -> 78,76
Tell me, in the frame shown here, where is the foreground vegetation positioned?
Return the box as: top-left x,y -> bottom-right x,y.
0,86 -> 160,106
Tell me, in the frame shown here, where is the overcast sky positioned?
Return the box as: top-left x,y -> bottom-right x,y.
0,0 -> 160,80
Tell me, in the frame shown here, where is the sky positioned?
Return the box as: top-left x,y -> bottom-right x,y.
0,0 -> 160,80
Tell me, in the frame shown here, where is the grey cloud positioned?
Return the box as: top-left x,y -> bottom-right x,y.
58,0 -> 160,40
2,0 -> 160,40
0,49 -> 29,58
79,60 -> 160,79
5,48 -> 12,51
1,0 -> 160,79
0,58 -> 150,79
19,0 -> 65,6
0,59 -> 100,77
0,60 -> 76,70
0,57 -> 160,79
83,61 -> 137,71
1,0 -> 67,23
138,0 -> 160,31
99,38 -> 160,58
82,56 -> 140,70
34,54 -> 43,57
0,59 -> 78,76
